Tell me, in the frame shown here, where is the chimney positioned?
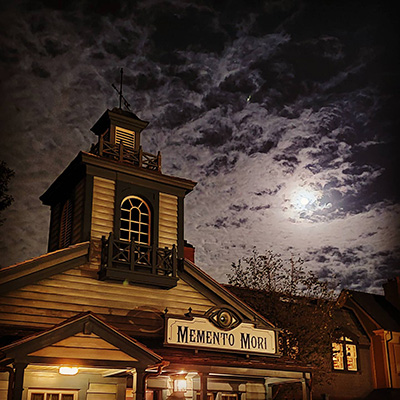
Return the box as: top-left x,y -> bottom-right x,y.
184,240 -> 195,263
383,277 -> 400,311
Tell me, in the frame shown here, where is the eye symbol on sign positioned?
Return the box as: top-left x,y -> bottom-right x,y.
208,308 -> 241,330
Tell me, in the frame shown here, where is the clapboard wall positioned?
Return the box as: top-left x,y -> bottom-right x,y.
159,193 -> 178,248
0,264 -> 216,337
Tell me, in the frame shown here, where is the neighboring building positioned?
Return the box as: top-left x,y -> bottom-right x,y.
228,280 -> 400,400
337,277 -> 400,399
0,107 -> 312,400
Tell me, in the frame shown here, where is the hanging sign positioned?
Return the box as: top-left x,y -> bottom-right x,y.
165,317 -> 276,355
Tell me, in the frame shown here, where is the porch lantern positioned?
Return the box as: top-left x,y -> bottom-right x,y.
173,373 -> 187,392
59,366 -> 79,375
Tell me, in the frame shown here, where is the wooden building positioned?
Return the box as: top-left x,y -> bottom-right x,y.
336,278 -> 400,399
0,108 -> 312,400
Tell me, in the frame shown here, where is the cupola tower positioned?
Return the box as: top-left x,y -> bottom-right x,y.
40,107 -> 196,289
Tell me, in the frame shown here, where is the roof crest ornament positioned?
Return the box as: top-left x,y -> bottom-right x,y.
111,67 -> 132,111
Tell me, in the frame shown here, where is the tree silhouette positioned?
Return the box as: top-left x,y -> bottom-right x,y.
0,161 -> 14,226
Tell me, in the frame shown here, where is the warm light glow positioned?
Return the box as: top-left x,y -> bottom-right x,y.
174,379 -> 187,392
58,366 -> 79,375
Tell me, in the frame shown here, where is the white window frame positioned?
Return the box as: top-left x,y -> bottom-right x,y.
28,388 -> 79,400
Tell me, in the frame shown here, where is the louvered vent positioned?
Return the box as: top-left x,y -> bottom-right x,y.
115,126 -> 135,149
59,198 -> 73,248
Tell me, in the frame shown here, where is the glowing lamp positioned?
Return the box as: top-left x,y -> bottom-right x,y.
173,372 -> 187,392
58,366 -> 79,375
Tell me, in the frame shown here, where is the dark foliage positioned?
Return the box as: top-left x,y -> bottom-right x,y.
0,161 -> 14,225
227,249 -> 337,388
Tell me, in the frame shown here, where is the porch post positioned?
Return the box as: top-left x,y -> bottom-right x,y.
199,372 -> 208,400
301,377 -> 312,400
12,363 -> 27,400
136,368 -> 146,400
264,379 -> 273,400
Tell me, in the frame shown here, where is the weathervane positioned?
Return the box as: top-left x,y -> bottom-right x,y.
112,68 -> 131,111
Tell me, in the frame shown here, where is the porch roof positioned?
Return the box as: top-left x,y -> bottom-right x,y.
0,311 -> 163,369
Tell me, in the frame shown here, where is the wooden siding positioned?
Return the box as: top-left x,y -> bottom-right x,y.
29,333 -> 138,362
91,177 -> 115,241
71,178 -> 85,244
0,266 -> 216,336
159,193 -> 178,249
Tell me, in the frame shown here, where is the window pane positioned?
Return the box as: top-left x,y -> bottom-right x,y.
332,342 -> 344,370
140,234 -> 149,245
131,208 -> 139,220
31,395 -> 45,400
61,395 -> 74,400
48,395 -> 59,400
120,230 -> 129,240
346,343 -> 358,371
121,220 -> 129,229
121,210 -> 130,219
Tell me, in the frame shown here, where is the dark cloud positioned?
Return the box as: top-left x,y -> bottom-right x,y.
150,5 -> 228,56
31,61 -> 51,78
0,0 -> 398,293
196,123 -> 233,148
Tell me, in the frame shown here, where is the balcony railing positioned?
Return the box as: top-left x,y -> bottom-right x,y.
99,233 -> 178,288
90,137 -> 161,171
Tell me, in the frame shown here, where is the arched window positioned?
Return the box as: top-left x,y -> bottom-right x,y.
332,335 -> 358,371
120,196 -> 151,245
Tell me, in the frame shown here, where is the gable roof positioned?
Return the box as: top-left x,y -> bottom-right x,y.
0,311 -> 163,369
0,243 -> 275,331
181,260 -> 275,329
0,242 -> 89,294
340,290 -> 400,331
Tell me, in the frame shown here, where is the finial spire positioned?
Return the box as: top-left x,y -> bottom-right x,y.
111,68 -> 131,111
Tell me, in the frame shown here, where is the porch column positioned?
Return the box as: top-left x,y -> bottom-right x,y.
136,368 -> 146,400
301,377 -> 311,400
12,363 -> 27,400
199,372 -> 208,400
264,379 -> 273,400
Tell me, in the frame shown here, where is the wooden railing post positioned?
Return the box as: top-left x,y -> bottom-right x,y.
172,244 -> 177,277
99,135 -> 104,156
130,239 -> 135,271
119,141 -> 124,161
101,235 -> 106,268
157,151 -> 161,171
107,232 -> 113,269
139,146 -> 143,168
152,245 -> 157,274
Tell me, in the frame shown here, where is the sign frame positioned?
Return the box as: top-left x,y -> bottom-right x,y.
164,315 -> 280,357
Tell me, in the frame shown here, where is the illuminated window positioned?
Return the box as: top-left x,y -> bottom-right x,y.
221,394 -> 238,400
28,389 -> 78,400
120,196 -> 151,245
332,336 -> 358,372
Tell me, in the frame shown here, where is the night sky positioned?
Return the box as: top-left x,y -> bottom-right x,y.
0,0 -> 399,293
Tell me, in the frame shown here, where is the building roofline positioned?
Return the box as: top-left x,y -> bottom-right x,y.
0,242 -> 90,295
180,259 -> 277,330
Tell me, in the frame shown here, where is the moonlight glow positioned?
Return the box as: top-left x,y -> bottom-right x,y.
0,0 -> 398,293
292,189 -> 319,211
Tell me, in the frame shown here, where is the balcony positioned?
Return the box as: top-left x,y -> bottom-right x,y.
90,138 -> 161,171
99,233 -> 178,289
